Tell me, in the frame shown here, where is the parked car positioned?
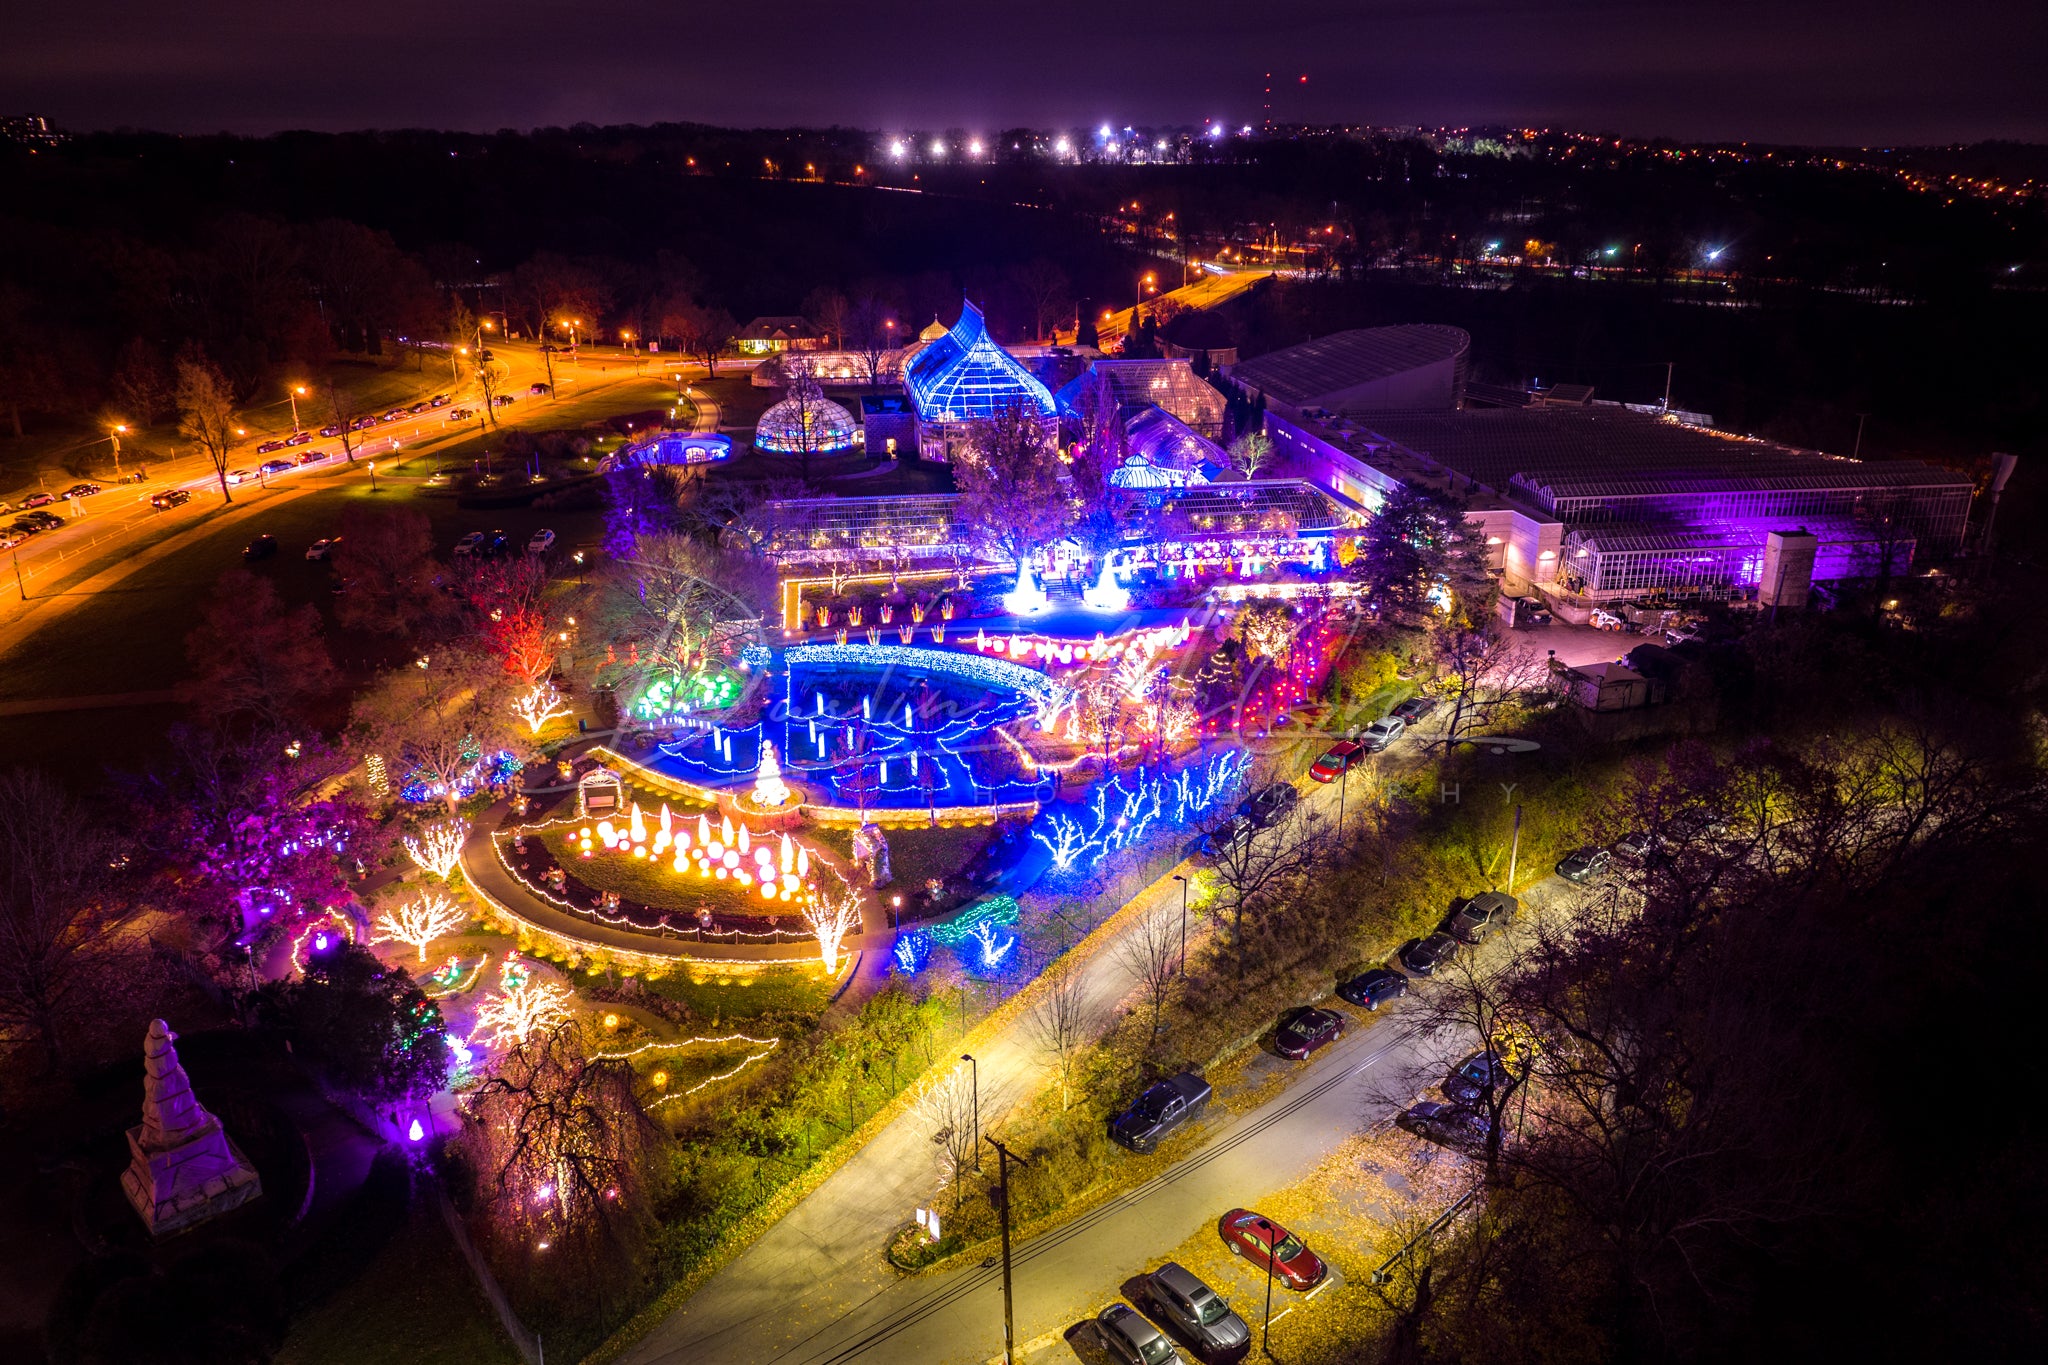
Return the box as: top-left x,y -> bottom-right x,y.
1556,847 -> 1611,883
381,408 -> 408,421
297,448 -> 330,465
318,423 -> 344,437
1336,967 -> 1408,1011
1448,891 -> 1517,945
255,439 -> 288,454
429,394 -> 451,407
529,382 -> 552,396
482,529 -> 511,556
225,469 -> 254,486
1398,1101 -> 1493,1154
1097,1303 -> 1180,1365
285,430 -> 313,446
61,482 -> 102,499
259,458 -> 295,476
1109,1073 -> 1212,1154
350,416 -> 378,431
493,394 -> 516,406
305,537 -> 341,561
23,510 -> 63,528
451,531 -> 485,557
1200,814 -> 1255,859
527,528 -> 556,554
1611,830 -> 1658,863
447,408 -> 474,422
1274,1005 -> 1345,1060
1239,782 -> 1299,829
1217,1209 -> 1327,1291
1144,1262 -> 1250,1362
1309,741 -> 1364,783
409,401 -> 429,414
1444,1050 -> 1515,1105
0,500 -> 13,515
242,534 -> 277,561
1360,716 -> 1406,752
149,488 -> 191,511
1665,808 -> 1732,843
0,532 -> 20,550
21,492 -> 56,508
1389,695 -> 1437,724
1399,932 -> 1460,976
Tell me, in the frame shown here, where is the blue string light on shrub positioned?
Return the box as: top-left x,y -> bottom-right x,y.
891,931 -> 934,976
927,895 -> 1021,945
963,920 -> 1017,973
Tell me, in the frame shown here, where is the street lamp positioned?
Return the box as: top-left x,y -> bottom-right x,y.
1255,1215 -> 1279,1357
1172,874 -> 1189,974
109,423 -> 127,478
289,383 -> 308,432
961,1054 -> 980,1171
368,460 -> 378,493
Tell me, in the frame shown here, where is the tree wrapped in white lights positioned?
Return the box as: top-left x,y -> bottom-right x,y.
512,680 -> 571,735
470,977 -> 575,1048
371,889 -> 470,963
404,816 -> 470,880
799,875 -> 864,973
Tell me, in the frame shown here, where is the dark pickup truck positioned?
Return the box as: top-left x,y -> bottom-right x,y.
1109,1072 -> 1213,1154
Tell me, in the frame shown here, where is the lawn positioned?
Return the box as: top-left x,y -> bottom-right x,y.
570,962 -> 833,1024
275,1199 -> 522,1365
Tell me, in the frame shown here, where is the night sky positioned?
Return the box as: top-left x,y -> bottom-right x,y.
8,0 -> 2046,144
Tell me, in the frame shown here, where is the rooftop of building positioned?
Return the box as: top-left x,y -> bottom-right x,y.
1328,406 -> 1971,508
1052,359 -> 1226,426
904,300 -> 1057,424
1230,324 -> 1470,407
736,315 -> 823,342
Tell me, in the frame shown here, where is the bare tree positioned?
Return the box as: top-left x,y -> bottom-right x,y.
1227,429 -> 1273,478
352,649 -> 518,815
1205,803 -> 1328,979
176,349 -> 240,503
847,288 -> 899,387
472,349 -> 511,429
803,286 -> 852,349
769,359 -> 835,481
1113,903 -> 1182,1044
1024,951 -> 1096,1111
1433,623 -> 1554,752
913,1062 -> 987,1209
956,399 -> 1069,567
1008,258 -> 1072,340
324,376 -> 366,463
0,769 -> 132,1072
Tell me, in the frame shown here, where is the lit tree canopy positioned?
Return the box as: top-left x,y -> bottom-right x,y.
955,399 -> 1068,565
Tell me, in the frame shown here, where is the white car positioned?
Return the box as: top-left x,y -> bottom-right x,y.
305,537 -> 341,561
1361,716 -> 1407,751
526,528 -> 556,554
225,468 -> 254,486
452,531 -> 485,557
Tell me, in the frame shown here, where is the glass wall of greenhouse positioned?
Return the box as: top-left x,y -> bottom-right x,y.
755,394 -> 859,454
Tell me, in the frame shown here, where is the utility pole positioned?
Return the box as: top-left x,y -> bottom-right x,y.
1661,362 -> 1674,412
986,1137 -> 1033,1365
1852,412 -> 1869,459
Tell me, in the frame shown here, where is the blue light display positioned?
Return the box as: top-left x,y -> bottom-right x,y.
964,919 -> 1017,973
400,749 -> 522,804
891,930 -> 934,976
1032,750 -> 1249,876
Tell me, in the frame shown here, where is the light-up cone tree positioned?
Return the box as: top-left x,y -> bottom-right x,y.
371,889 -> 470,963
753,740 -> 792,807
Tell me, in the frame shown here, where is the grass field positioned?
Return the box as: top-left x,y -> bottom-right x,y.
275,1200 -> 522,1365
570,961 -> 833,1023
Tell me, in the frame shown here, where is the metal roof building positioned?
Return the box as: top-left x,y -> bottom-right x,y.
903,301 -> 1057,461
1229,324 -> 1470,418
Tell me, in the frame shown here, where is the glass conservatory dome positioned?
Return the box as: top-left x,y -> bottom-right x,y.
904,301 -> 1057,425
754,394 -> 859,455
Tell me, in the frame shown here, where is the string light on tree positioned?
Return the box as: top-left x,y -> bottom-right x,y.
470,963 -> 575,1048
404,816 -> 471,880
371,889 -> 470,963
512,680 -> 572,735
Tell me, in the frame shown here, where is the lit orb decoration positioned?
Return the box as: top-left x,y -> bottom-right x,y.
1081,555 -> 1132,613
1003,559 -> 1050,616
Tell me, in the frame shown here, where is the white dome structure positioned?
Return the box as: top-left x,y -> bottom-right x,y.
755,393 -> 858,455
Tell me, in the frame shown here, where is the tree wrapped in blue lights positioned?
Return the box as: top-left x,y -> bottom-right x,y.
891,930 -> 934,976
1031,750 -> 1249,878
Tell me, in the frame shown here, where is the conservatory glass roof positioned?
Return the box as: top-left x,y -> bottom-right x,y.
904,301 -> 1056,425
755,394 -> 858,454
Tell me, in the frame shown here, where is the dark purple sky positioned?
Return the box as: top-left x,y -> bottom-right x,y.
9,1 -> 2046,145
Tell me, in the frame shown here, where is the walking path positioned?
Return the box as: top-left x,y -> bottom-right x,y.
0,689 -> 179,716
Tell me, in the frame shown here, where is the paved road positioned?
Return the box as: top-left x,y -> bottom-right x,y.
624,753 -> 1572,1365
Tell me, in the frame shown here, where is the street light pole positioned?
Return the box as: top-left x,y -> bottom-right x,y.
1173,874 -> 1189,975
368,461 -> 378,494
1506,804 -> 1522,893
1257,1216 -> 1279,1358
109,424 -> 126,478
289,384 -> 307,432
961,1054 -> 980,1171
986,1137 -> 1033,1365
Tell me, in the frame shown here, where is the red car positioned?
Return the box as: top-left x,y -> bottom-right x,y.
1219,1209 -> 1327,1291
1309,741 -> 1364,783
